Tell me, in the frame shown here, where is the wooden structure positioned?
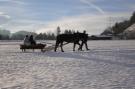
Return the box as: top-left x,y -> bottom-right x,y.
20,44 -> 46,52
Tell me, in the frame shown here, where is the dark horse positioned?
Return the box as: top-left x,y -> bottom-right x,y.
54,33 -> 89,52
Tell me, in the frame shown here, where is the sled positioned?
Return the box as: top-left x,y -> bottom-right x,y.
20,44 -> 46,52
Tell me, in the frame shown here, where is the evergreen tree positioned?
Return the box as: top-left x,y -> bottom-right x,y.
130,11 -> 135,25
0,29 -> 11,40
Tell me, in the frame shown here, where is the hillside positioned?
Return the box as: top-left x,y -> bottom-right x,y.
101,11 -> 135,38
124,24 -> 135,39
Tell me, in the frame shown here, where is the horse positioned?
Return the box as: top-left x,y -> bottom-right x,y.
54,33 -> 80,52
54,32 -> 89,52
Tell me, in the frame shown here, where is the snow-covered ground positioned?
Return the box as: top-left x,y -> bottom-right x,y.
0,40 -> 135,89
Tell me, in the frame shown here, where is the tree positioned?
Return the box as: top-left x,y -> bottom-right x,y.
36,33 -> 43,40
112,21 -> 130,35
101,27 -> 113,35
56,26 -> 61,35
130,11 -> 135,25
0,29 -> 11,40
11,31 -> 37,40
35,32 -> 56,40
64,29 -> 75,34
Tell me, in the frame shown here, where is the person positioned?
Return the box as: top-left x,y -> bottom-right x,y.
23,35 -> 30,45
79,30 -> 90,51
29,35 -> 36,45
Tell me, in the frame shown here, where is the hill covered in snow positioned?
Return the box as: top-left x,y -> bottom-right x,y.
101,11 -> 135,39
124,24 -> 135,39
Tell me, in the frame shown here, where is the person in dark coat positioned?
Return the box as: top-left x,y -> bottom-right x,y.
29,35 -> 36,45
79,30 -> 90,51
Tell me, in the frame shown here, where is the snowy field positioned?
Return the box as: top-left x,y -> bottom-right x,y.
0,40 -> 135,89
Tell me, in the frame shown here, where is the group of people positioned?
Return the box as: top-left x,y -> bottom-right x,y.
23,35 -> 36,46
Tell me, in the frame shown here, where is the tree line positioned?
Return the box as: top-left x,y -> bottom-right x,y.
0,29 -> 76,40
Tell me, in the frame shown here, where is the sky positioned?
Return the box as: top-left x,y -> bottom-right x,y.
0,0 -> 135,35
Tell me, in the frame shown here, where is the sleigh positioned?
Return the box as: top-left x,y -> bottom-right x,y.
20,44 -> 46,52
20,43 -> 55,52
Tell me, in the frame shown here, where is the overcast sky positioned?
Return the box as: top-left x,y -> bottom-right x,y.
0,0 -> 135,35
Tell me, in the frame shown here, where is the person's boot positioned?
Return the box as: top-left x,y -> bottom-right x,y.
86,48 -> 90,50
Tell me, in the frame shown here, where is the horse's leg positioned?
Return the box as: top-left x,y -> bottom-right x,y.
73,43 -> 76,51
60,42 -> 64,52
76,41 -> 81,51
54,44 -> 57,52
79,41 -> 83,51
78,43 -> 81,51
54,41 -> 59,52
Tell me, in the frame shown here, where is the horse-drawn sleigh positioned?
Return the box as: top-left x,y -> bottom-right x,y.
20,32 -> 89,52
